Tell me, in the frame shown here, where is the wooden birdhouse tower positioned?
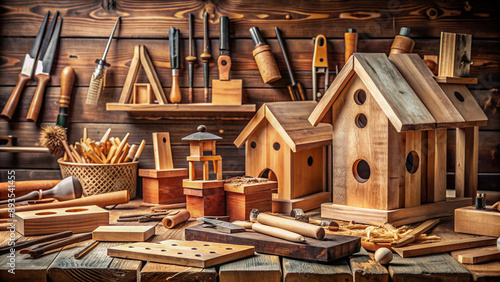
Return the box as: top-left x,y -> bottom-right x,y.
234,101 -> 332,213
309,53 -> 487,226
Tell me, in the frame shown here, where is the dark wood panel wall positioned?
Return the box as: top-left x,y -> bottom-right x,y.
0,0 -> 499,191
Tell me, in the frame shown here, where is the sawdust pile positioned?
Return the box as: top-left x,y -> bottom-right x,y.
225,176 -> 268,186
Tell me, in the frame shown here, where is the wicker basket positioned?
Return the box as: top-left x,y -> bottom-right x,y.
58,159 -> 137,198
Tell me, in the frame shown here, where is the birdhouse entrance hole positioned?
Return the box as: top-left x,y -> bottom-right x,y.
354,89 -> 367,105
405,151 -> 419,174
259,168 -> 277,182
353,159 -> 370,183
355,114 -> 368,128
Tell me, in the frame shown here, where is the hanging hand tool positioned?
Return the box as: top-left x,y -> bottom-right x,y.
250,27 -> 281,84
312,35 -> 329,101
390,27 -> 414,55
185,13 -> 196,103
200,12 -> 211,102
26,12 -> 62,122
344,28 -> 358,63
1,11 -> 51,121
85,16 -> 120,106
56,66 -> 75,128
169,27 -> 181,103
275,27 -> 305,101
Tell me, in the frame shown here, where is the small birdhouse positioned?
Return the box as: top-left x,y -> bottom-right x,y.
182,125 -> 223,181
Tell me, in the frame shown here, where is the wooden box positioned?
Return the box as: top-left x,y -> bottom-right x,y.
133,83 -> 155,104
139,168 -> 188,204
455,206 -> 500,237
93,225 -> 156,242
15,205 -> 109,236
184,185 -> 225,218
224,180 -> 277,221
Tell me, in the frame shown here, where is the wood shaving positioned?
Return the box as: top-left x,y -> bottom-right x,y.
224,176 -> 268,186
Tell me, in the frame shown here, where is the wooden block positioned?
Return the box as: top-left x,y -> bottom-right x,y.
212,80 -> 242,105
283,257 -> 352,281
321,197 -> 472,226
224,180 -> 277,194
139,168 -> 188,178
389,253 -> 470,281
438,32 -> 472,78
93,225 -> 155,242
393,237 -> 497,258
226,190 -> 273,221
455,206 -> 500,237
185,224 -> 361,262
183,179 -> 224,189
434,76 -> 477,84
141,169 -> 187,204
132,83 -> 154,104
184,187 -> 224,197
426,129 -> 447,203
153,132 -> 173,170
349,248 -> 389,282
141,263 -> 218,281
186,155 -> 222,162
108,240 -> 254,268
272,191 -> 330,214
186,193 -> 225,218
14,205 -> 109,236
451,246 -> 500,264
219,254 -> 281,282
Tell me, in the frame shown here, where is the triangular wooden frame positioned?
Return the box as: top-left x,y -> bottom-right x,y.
118,45 -> 167,104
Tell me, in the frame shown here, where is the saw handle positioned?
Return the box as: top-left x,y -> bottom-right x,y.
26,73 -> 50,122
1,74 -> 31,120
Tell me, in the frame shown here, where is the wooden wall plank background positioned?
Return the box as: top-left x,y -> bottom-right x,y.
0,0 -> 498,192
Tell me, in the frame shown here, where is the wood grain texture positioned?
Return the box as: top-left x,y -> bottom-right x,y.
393,237 -> 497,258
349,248 -> 389,282
451,246 -> 500,265
454,206 -> 500,237
388,253 -> 470,281
219,253 -> 281,282
283,257 -> 352,281
92,225 -> 155,242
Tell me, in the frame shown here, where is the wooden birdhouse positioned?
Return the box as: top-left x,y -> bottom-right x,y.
308,53 -> 487,226
234,101 -> 332,213
182,125 -> 225,217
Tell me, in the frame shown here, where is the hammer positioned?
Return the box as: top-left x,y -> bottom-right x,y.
290,209 -> 339,231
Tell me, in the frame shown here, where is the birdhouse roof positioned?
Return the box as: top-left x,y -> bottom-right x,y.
234,101 -> 332,152
182,125 -> 222,141
308,53 -> 487,132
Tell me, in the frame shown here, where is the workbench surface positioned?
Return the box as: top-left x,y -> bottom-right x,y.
1,199 -> 498,282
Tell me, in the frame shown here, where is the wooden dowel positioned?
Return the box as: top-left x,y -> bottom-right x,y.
83,128 -> 88,141
69,145 -> 83,163
231,221 -> 254,229
62,140 -> 77,163
117,144 -> 130,164
132,140 -> 146,162
252,223 -> 305,243
162,209 -> 191,228
124,144 -> 138,162
110,133 -> 129,164
150,202 -> 186,211
74,240 -> 99,259
100,128 -> 112,143
257,213 -> 325,239
105,146 -> 117,164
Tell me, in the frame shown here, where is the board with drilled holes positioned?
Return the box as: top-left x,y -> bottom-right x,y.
107,240 -> 255,267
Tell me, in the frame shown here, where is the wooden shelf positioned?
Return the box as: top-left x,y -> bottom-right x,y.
106,103 -> 256,113
434,76 -> 477,84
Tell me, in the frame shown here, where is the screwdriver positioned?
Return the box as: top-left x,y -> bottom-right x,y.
85,16 -> 121,105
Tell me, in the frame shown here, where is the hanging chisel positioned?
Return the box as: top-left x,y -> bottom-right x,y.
169,27 -> 181,103
275,27 -> 305,101
312,35 -> 329,101
26,12 -> 62,122
1,11 -> 50,121
200,12 -> 211,102
85,16 -> 120,106
56,66 -> 75,129
185,13 -> 196,103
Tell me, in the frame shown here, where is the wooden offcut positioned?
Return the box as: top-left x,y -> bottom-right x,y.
224,179 -> 276,221
212,80 -> 242,105
139,168 -> 188,204
185,224 -> 360,262
15,205 -> 109,236
108,240 -> 255,268
219,254 -> 281,282
152,132 -> 173,170
454,206 -> 500,237
438,32 -> 472,78
184,186 -> 225,218
393,237 -> 497,258
451,246 -> 500,264
132,83 -> 154,104
92,225 -> 155,242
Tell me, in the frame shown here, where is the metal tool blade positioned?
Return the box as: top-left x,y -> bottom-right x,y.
169,27 -> 179,69
101,16 -> 121,61
275,27 -> 296,85
39,11 -> 60,61
35,17 -> 62,75
21,11 -> 50,76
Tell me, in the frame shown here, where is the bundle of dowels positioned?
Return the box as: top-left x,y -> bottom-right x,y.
62,128 -> 146,164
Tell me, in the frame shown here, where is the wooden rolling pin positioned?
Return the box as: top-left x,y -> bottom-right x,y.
252,223 -> 305,243
0,179 -> 61,199
0,190 -> 129,218
257,213 -> 325,239
162,209 -> 190,228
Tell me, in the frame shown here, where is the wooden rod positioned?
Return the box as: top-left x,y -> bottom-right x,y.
257,213 -> 325,239
29,232 -> 92,258
252,223 -> 305,243
162,209 -> 190,228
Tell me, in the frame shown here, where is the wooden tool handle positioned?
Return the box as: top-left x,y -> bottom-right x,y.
169,70 -> 181,103
313,35 -> 328,67
257,213 -> 325,239
252,222 -> 305,243
26,73 -> 51,122
29,232 -> 92,258
0,231 -> 72,255
162,209 -> 190,228
231,221 -> 253,229
218,55 -> 231,81
344,32 -> 358,63
0,179 -> 60,199
59,66 -> 75,107
0,190 -> 129,218
296,82 -> 306,101
390,35 -> 415,54
132,140 -> 146,162
1,73 -> 31,120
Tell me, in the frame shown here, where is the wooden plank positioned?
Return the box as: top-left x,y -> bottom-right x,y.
353,53 -> 436,132
106,103 -> 256,113
152,132 -> 174,170
393,219 -> 440,248
438,32 -> 473,78
393,237 -> 497,258
185,224 -> 360,262
388,253 -> 470,281
455,127 -> 479,200
140,263 -> 218,281
405,130 -> 426,208
455,206 -> 500,237
426,129 -> 447,203
139,168 -> 188,178
283,257 -> 352,281
435,76 -> 478,84
272,191 -> 330,213
438,84 -> 488,126
451,246 -> 500,264
139,45 -> 167,104
349,248 -> 389,282
92,225 -> 155,242
219,254 -> 281,282
119,45 -> 141,104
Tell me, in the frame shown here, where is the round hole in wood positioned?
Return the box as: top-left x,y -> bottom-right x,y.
191,247 -> 198,250
354,89 -> 367,105
65,208 -> 89,213
161,249 -> 166,252
35,211 -> 57,216
177,252 -> 183,255
210,251 -> 217,254
273,142 -> 281,151
145,247 -> 151,250
195,254 -> 202,257
406,151 -> 420,174
172,244 -> 178,246
454,91 -> 465,102
225,247 -> 234,250
163,137 -> 167,143
353,159 -> 371,183
250,141 -> 257,149
128,246 -> 134,248
204,244 -> 211,246
355,114 -> 368,128
307,156 -> 313,166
